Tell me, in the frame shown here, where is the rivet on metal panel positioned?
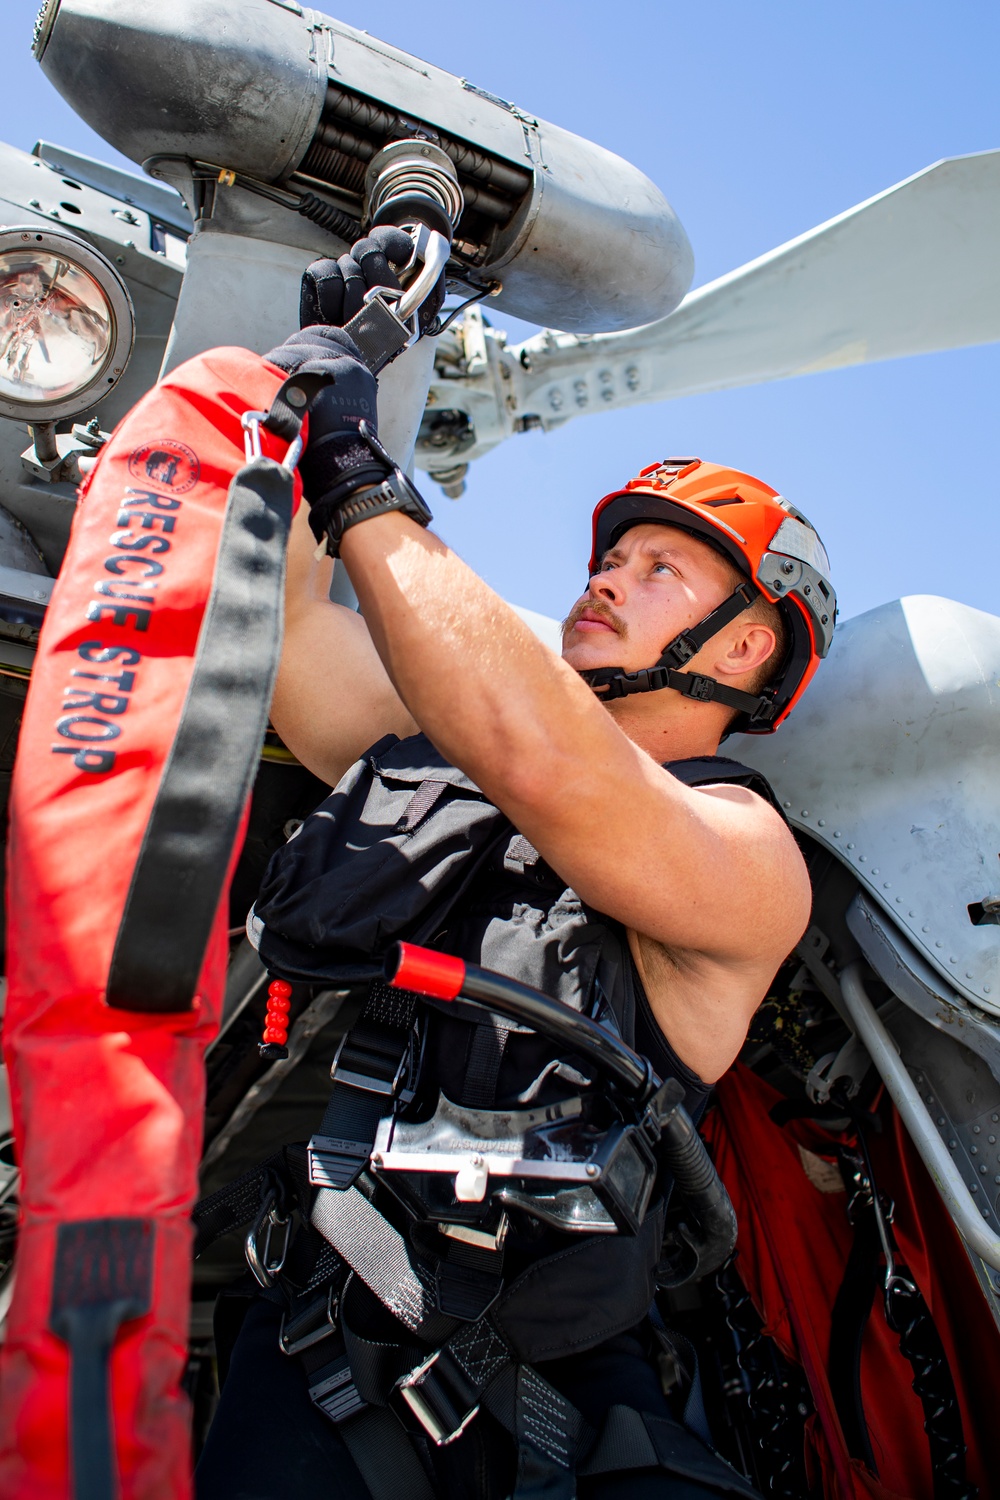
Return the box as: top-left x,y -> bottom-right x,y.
833,831 -> 841,838
847,843 -> 855,850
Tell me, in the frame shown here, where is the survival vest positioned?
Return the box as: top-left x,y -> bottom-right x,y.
200,733 -> 779,1495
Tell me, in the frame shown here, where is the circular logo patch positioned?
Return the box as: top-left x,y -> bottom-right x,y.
127,439 -> 200,494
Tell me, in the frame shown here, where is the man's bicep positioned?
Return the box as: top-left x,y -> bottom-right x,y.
514,763 -> 810,966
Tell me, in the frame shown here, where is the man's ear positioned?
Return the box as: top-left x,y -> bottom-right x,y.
714,623 -> 777,680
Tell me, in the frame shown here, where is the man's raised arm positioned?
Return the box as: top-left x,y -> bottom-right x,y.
270,500 -> 415,787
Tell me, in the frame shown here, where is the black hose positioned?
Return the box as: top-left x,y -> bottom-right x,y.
385,945 -> 651,1099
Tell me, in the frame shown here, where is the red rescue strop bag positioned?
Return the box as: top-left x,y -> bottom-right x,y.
0,347 -> 304,1498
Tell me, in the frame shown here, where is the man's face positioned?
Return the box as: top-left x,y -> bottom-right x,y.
561,521 -> 737,673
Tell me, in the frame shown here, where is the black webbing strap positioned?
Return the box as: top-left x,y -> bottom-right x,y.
339,1406 -> 436,1500
462,1018 -> 512,1109
192,1152 -> 289,1258
342,295 -> 414,375
49,1218 -> 154,1500
656,580 -> 759,670
106,454 -> 295,1010
308,983 -> 420,1190
106,372 -> 333,1011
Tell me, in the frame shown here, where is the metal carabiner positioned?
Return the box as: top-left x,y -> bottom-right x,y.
241,409 -> 268,463
241,409 -> 305,471
245,1186 -> 292,1289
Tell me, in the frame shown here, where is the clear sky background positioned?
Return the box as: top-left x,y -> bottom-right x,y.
2,0 -> 997,625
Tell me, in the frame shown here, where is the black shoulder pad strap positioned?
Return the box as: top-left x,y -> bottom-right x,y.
664,755 -> 784,816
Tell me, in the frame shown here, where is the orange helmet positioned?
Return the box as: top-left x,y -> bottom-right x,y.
585,458 -> 836,733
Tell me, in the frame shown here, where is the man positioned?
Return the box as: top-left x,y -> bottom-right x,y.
195,246 -> 835,1498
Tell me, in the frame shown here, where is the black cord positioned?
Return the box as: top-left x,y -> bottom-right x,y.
425,282 -> 501,336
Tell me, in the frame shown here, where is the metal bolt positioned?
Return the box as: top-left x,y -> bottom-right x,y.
780,560 -> 795,575
471,1155 -> 483,1168
586,1164 -> 598,1178
370,1152 -> 382,1166
937,1117 -> 946,1127
974,1125 -> 982,1133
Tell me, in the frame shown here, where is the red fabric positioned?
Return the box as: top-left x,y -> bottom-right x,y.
0,349 -> 302,1499
703,1064 -> 1000,1499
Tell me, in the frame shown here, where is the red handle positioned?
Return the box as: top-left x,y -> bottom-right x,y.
387,941 -> 466,1001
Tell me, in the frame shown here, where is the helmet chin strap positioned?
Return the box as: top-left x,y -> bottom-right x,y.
579,579 -> 778,726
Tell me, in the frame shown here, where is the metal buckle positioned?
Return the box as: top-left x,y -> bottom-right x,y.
397,1348 -> 480,1446
279,1284 -> 339,1356
244,1187 -> 292,1289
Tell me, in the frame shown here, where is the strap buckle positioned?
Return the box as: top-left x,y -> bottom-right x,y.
245,1186 -> 292,1289
396,1346 -> 481,1446
279,1283 -> 340,1356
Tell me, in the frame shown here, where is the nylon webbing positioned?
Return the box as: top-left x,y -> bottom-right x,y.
310,1186 -> 453,1345
339,1406 -> 436,1500
309,984 -> 420,1190
107,457 -> 295,1011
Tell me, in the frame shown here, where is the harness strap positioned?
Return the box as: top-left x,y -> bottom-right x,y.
656,580 -> 760,670
339,1406 -> 436,1500
311,1184 -> 455,1345
308,983 -> 420,1191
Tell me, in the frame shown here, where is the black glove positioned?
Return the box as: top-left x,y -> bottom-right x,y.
299,225 -> 445,335
263,323 -> 432,554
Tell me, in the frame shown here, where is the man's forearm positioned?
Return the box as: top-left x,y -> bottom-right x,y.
271,505 -> 416,785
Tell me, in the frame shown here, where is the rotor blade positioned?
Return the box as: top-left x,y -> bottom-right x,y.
513,149 -> 1000,411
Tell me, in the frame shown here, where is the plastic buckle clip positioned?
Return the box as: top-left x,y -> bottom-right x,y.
245,1187 -> 292,1289
396,1347 -> 481,1446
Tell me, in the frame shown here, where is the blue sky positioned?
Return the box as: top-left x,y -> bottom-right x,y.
2,0 -> 997,624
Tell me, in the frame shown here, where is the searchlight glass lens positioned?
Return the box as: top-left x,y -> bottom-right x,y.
0,250 -> 113,406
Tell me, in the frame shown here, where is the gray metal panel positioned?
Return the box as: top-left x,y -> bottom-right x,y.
730,595 -> 1000,1014
32,141 -> 192,235
37,0 -> 327,184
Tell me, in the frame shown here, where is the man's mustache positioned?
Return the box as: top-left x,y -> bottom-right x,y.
561,599 -> 628,639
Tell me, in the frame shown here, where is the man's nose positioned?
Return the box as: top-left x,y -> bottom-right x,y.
589,569 -> 625,604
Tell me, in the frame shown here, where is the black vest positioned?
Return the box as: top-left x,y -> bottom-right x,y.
254,733 -> 779,1362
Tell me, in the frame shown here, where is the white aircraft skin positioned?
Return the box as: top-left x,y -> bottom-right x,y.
0,4 -> 998,1464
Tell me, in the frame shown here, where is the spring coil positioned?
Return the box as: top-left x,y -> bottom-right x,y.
300,139 -> 368,197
